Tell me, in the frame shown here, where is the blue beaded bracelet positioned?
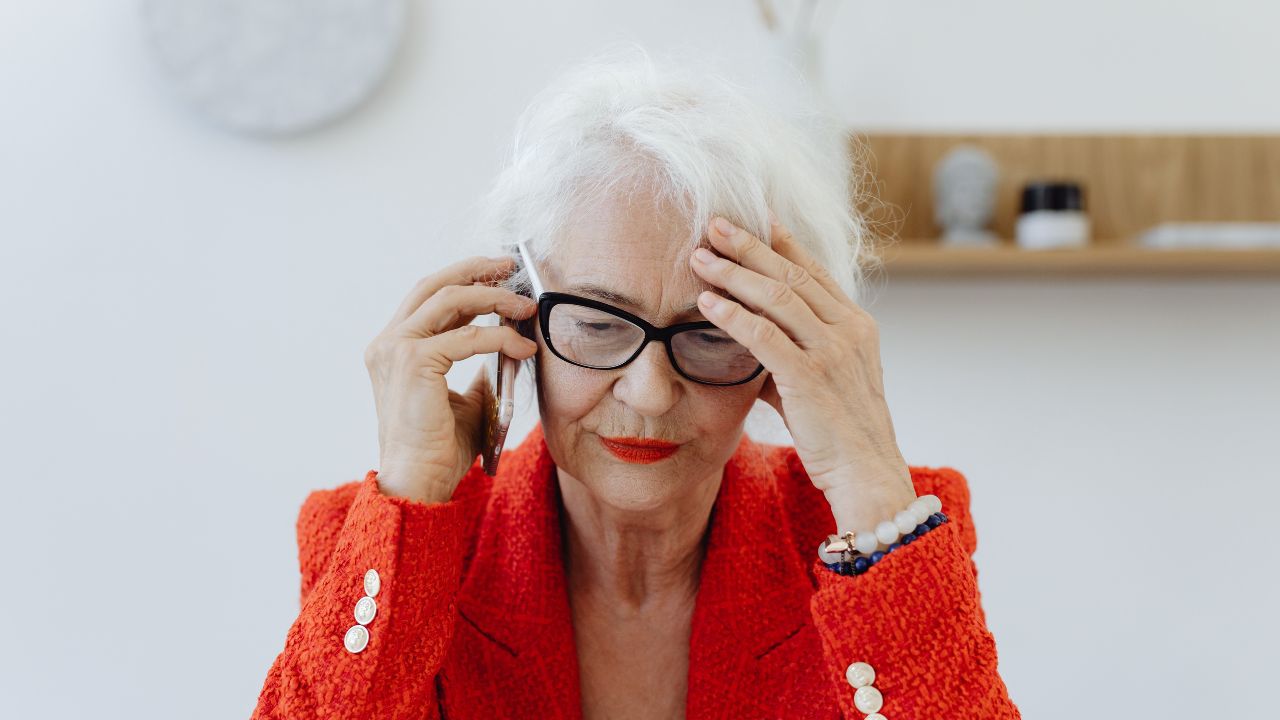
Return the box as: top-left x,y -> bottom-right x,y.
822,512 -> 949,576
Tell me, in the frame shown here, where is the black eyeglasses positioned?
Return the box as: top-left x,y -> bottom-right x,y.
531,291 -> 765,386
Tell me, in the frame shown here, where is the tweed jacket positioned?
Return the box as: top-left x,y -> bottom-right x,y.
251,422 -> 1021,718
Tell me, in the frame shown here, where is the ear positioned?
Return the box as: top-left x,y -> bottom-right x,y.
756,370 -> 782,415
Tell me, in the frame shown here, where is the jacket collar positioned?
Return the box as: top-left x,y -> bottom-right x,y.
455,422 -> 814,712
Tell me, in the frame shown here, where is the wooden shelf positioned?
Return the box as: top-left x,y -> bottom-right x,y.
880,244 -> 1280,278
853,133 -> 1280,279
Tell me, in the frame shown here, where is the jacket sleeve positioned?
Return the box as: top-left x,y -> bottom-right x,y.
805,463 -> 1022,719
251,465 -> 485,719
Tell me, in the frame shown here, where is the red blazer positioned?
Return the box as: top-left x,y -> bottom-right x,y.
252,423 -> 1020,719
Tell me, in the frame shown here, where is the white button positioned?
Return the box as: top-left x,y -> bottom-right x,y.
344,624 -> 369,654
853,685 -> 883,714
865,715 -> 887,720
845,661 -> 875,688
354,595 -> 377,625
364,568 -> 380,597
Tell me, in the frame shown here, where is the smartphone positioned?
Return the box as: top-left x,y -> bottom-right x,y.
479,238 -> 544,476
480,328 -> 518,476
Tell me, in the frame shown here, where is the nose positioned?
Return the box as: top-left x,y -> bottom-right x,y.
613,339 -> 681,417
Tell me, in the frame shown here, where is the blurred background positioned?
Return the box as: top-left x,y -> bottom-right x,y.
2,1 -> 1277,718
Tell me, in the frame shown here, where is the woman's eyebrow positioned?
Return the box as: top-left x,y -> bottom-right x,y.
568,282 -> 701,316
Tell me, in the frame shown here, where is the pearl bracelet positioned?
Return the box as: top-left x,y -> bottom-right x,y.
818,494 -> 946,575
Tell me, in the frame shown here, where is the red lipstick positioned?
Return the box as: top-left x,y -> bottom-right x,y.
599,436 -> 681,464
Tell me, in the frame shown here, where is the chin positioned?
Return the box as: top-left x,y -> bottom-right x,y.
589,465 -> 682,507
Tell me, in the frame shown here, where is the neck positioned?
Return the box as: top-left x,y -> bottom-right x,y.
557,465 -> 721,615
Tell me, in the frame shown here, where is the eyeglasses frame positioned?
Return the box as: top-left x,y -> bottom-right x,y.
531,290 -> 766,386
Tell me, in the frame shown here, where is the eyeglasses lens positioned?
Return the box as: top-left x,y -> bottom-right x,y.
669,327 -> 759,383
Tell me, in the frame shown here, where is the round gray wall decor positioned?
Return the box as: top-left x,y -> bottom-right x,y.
140,0 -> 407,136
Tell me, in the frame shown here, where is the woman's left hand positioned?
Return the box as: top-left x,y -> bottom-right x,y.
688,212 -> 917,532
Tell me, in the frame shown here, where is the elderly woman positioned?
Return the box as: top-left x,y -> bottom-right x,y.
252,46 -> 1020,719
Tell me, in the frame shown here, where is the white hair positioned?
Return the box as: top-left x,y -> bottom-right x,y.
463,41 -> 890,427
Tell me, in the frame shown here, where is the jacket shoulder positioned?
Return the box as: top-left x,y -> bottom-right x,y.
759,441 -> 980,567
905,463 -> 978,556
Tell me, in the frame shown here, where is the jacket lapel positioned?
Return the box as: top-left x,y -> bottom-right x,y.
454,423 -> 582,717
684,430 -> 816,716
455,423 -> 815,718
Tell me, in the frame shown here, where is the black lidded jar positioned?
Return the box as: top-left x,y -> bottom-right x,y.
1016,180 -> 1090,249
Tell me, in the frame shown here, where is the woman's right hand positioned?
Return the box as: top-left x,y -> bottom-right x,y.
363,255 -> 539,503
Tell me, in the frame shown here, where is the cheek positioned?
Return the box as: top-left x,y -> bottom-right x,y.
689,382 -> 762,433
536,356 -> 614,477
536,353 -> 608,422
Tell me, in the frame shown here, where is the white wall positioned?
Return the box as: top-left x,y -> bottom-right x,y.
1,2 -> 1277,718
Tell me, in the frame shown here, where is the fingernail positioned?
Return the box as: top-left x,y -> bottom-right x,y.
767,209 -> 779,226
698,291 -> 720,308
693,247 -> 716,263
713,217 -> 736,236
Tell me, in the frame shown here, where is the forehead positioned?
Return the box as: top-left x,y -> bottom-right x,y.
547,191 -> 719,321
